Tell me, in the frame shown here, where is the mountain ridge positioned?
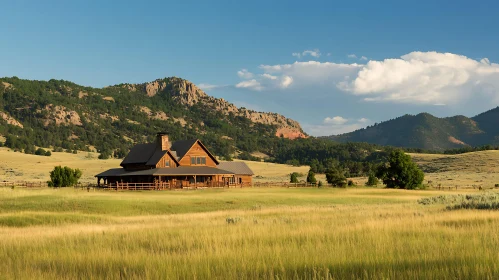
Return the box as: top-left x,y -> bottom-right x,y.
326,107 -> 499,150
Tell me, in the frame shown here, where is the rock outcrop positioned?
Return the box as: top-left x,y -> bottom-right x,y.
42,105 -> 82,126
0,112 -> 23,128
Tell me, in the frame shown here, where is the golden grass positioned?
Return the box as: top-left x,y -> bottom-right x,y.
1,187 -> 498,279
409,150 -> 499,189
0,147 -> 119,184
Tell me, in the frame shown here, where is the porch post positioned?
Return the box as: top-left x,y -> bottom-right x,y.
194,175 -> 197,188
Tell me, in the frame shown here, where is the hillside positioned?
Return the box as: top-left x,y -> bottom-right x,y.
328,108 -> 499,150
0,77 -> 306,158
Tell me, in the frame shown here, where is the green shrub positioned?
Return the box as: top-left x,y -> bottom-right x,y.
326,167 -> 346,188
366,173 -> 379,186
45,151 -> 52,157
306,170 -> 317,184
49,166 -> 82,188
35,148 -> 46,156
318,181 -> 323,188
290,172 -> 299,183
418,192 -> 499,210
347,180 -> 355,186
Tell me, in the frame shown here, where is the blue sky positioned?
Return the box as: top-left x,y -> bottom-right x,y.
2,0 -> 499,136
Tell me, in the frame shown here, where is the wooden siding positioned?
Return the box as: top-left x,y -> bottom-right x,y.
179,141 -> 217,167
155,152 -> 178,168
237,175 -> 252,185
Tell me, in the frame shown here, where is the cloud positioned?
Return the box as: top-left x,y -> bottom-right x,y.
237,69 -> 254,79
236,51 -> 499,106
342,51 -> 499,105
198,83 -> 224,91
235,79 -> 263,91
235,61 -> 361,91
292,49 -> 321,59
303,116 -> 372,136
280,75 -> 293,88
348,54 -> 358,59
303,49 -> 321,58
261,73 -> 277,80
323,116 -> 348,125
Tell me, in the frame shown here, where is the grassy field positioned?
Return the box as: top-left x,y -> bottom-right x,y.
1,187 -> 499,279
409,150 -> 499,189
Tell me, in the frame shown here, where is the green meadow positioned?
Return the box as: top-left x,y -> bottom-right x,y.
1,187 -> 499,279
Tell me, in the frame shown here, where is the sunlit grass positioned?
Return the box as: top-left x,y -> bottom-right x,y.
1,187 -> 499,279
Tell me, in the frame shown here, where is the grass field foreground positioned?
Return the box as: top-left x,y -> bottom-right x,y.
1,187 -> 499,279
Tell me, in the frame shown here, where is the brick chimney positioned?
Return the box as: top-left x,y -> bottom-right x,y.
156,132 -> 171,151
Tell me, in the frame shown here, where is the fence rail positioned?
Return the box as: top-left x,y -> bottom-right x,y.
0,181 -> 48,188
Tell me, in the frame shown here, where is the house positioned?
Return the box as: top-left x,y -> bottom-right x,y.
95,132 -> 254,188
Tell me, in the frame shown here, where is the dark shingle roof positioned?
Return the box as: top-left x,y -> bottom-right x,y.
120,143 -> 156,165
95,166 -> 234,177
95,168 -> 130,177
145,150 -> 168,166
218,162 -> 254,175
170,139 -> 198,159
120,138 -> 215,167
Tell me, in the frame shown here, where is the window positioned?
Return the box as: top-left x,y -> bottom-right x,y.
191,156 -> 207,165
165,161 -> 170,167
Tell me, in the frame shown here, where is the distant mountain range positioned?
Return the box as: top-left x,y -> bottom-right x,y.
326,107 -> 499,151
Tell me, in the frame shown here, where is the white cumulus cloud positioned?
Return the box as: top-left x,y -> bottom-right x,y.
324,116 -> 348,125
292,49 -> 321,59
237,69 -> 254,79
348,54 -> 358,59
343,51 -> 499,105
303,116 -> 372,136
235,79 -> 263,91
198,83 -> 221,91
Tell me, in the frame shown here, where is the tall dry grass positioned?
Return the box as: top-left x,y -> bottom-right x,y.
0,187 -> 498,279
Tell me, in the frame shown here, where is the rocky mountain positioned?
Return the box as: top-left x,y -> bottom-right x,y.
0,76 -> 305,158
327,108 -> 499,150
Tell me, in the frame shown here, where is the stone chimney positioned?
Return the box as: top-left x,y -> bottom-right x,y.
156,132 -> 171,151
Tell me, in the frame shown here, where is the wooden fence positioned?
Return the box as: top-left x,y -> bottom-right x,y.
98,181 -> 252,191
0,181 -> 48,188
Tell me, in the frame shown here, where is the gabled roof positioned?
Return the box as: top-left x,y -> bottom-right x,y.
218,162 -> 254,175
170,139 -> 198,159
145,149 -> 180,166
120,143 -> 156,166
171,139 -> 219,165
120,138 -> 218,167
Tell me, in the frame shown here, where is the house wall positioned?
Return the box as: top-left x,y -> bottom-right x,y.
155,153 -> 178,168
179,141 -> 217,167
237,175 -> 253,185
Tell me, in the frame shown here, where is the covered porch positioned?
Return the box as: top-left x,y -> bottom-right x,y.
95,166 -> 240,190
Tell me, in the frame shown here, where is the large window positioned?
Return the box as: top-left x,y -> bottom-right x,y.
191,156 -> 207,165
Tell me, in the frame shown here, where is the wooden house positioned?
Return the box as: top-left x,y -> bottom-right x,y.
95,133 -> 254,189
